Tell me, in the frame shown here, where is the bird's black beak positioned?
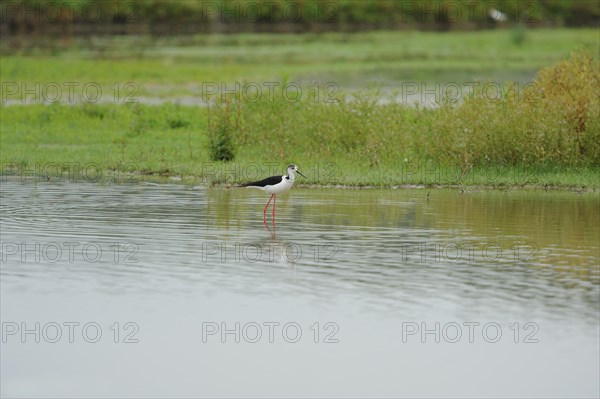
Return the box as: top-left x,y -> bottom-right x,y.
297,170 -> 307,179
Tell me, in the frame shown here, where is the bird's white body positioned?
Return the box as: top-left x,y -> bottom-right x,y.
240,164 -> 306,224
248,175 -> 295,194
242,165 -> 302,195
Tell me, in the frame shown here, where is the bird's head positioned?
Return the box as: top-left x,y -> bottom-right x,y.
287,164 -> 306,179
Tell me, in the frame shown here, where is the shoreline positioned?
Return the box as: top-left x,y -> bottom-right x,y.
1,173 -> 597,192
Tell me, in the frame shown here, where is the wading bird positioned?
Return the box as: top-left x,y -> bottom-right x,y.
239,164 -> 306,224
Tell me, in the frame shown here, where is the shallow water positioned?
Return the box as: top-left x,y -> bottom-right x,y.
1,178 -> 599,397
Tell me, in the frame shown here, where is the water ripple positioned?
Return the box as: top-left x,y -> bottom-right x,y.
1,179 -> 599,325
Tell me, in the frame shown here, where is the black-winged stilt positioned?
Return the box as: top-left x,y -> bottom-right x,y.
239,164 -> 306,224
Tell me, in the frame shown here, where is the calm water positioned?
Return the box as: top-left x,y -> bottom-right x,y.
1,178 -> 599,398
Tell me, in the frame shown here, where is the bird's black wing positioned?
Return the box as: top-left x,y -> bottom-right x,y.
239,175 -> 284,187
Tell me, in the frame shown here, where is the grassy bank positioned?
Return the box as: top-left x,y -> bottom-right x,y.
1,30 -> 598,189
1,53 -> 598,189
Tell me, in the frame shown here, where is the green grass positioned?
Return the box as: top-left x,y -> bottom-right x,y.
1,29 -> 599,188
1,96 -> 598,189
2,29 -> 598,99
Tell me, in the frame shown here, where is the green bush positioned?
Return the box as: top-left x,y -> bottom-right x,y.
224,52 -> 598,173
207,100 -> 238,162
427,51 -> 600,167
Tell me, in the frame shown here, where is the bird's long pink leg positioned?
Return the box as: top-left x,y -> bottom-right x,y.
272,194 -> 277,220
263,194 -> 274,224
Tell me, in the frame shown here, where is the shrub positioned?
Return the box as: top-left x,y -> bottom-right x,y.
427,51 -> 600,167
536,51 -> 600,162
207,100 -> 238,162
